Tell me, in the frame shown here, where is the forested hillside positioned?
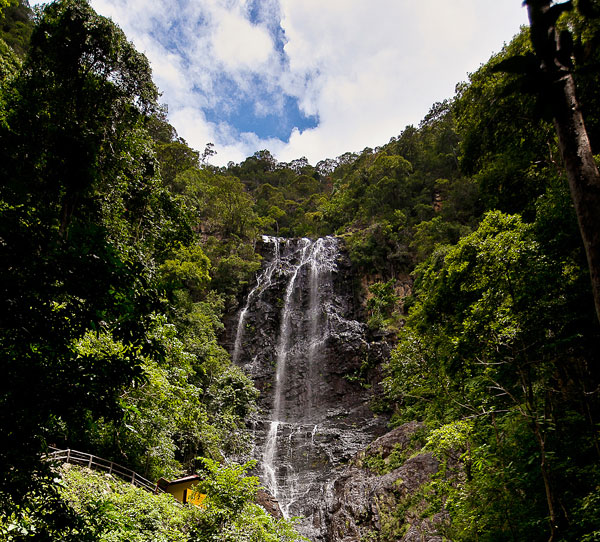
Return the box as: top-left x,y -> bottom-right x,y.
1,0 -> 599,541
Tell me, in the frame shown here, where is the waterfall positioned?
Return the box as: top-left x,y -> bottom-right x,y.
231,236 -> 387,541
306,238 -> 338,419
271,237 -> 311,423
260,237 -> 338,517
232,236 -> 282,364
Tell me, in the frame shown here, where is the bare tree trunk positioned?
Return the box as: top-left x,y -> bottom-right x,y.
59,193 -> 77,239
532,418 -> 559,542
550,73 -> 600,324
526,0 -> 600,325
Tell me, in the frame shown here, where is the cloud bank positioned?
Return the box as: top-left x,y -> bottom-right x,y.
30,0 -> 529,165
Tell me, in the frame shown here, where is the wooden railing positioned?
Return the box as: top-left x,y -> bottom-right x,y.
46,447 -> 164,495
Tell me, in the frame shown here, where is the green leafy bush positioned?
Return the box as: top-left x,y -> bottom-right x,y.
55,462 -> 306,542
366,280 -> 400,331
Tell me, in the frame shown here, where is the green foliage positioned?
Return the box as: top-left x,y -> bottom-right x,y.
361,434 -> 427,476
90,316 -> 208,479
0,36 -> 19,126
387,210 -> 591,422
197,458 -> 261,513
7,460 -> 306,542
1,1 -> 600,540
0,470 -> 96,542
385,210 -> 600,540
0,2 -> 30,128
424,420 -> 473,459
0,2 -> 258,538
87,302 -> 258,480
575,486 -> 600,542
165,288 -> 259,447
159,163 -> 263,300
60,465 -> 205,542
323,150 -> 411,231
0,0 -> 167,491
374,24 -> 600,540
344,220 -> 412,275
226,150 -> 330,238
5,0 -> 159,222
199,236 -> 261,301
178,168 -> 259,239
319,103 -> 477,276
156,140 -> 200,189
193,458 -> 306,542
159,243 -> 211,298
410,215 -> 471,263
454,29 -> 556,217
0,1 -> 32,58
366,280 -> 400,331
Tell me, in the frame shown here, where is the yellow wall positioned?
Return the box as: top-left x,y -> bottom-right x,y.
184,488 -> 207,507
165,481 -> 206,506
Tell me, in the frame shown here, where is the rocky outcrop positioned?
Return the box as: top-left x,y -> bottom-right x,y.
327,422 -> 446,542
255,489 -> 283,519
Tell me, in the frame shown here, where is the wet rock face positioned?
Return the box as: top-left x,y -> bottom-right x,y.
328,422 -> 444,542
255,489 -> 283,519
225,237 -> 389,541
230,237 -> 372,415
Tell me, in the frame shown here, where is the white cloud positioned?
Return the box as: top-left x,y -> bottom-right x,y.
271,0 -> 529,164
28,0 -> 529,166
212,10 -> 275,71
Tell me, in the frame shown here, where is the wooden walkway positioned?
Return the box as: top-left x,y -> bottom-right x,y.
46,447 -> 165,495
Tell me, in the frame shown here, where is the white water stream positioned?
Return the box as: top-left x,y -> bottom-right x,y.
260,238 -> 337,508
232,236 -> 282,364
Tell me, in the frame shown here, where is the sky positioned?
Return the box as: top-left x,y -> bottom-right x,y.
30,0 -> 529,166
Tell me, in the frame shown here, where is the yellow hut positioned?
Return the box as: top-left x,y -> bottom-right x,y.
156,474 -> 206,506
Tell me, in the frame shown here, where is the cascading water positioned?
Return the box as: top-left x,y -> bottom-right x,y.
230,236 -> 388,541
232,236 -> 282,364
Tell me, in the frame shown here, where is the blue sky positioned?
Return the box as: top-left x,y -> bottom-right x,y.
30,0 -> 529,166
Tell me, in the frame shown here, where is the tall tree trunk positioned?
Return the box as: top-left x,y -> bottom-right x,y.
532,418 -> 559,542
551,73 -> 600,322
526,0 -> 600,325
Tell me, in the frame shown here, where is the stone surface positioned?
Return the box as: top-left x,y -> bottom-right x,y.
352,420 -> 425,468
327,422 -> 445,542
224,237 -> 439,542
255,489 -> 284,519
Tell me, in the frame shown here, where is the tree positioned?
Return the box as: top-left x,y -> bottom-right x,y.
0,1 -> 32,59
524,0 -> 600,324
9,0 -> 158,236
386,211 -> 600,541
0,0 -> 16,14
0,0 -> 172,519
56,461 -> 305,542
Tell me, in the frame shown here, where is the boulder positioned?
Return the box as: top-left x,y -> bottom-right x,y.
327,422 -> 446,542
